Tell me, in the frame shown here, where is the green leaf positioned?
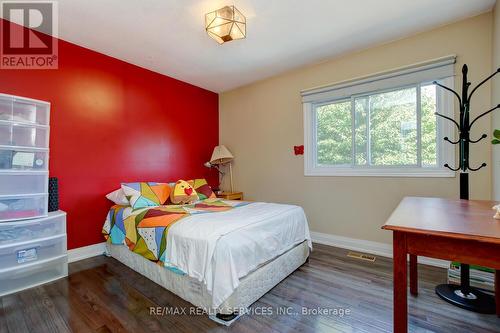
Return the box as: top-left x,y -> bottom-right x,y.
492,139 -> 500,145
494,129 -> 500,139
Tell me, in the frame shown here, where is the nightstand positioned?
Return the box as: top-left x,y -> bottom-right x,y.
216,191 -> 244,200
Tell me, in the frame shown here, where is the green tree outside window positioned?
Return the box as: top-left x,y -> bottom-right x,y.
492,129 -> 500,145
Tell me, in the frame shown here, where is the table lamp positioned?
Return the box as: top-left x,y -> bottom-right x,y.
207,145 -> 234,192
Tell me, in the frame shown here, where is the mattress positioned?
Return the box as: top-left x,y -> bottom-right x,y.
103,200 -> 312,308
106,240 -> 309,315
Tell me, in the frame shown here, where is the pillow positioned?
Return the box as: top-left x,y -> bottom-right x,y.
188,178 -> 216,200
105,188 -> 129,206
170,180 -> 199,204
121,182 -> 171,209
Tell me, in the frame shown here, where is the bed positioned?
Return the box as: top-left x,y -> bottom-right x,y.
102,198 -> 311,324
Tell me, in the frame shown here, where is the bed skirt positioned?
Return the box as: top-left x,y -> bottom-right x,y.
105,240 -> 309,315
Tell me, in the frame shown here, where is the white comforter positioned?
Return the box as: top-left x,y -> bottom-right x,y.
165,201 -> 311,308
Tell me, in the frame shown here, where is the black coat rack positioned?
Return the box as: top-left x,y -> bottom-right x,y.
433,64 -> 499,314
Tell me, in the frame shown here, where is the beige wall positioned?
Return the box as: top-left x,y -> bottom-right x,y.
493,4 -> 500,200
220,13 -> 493,244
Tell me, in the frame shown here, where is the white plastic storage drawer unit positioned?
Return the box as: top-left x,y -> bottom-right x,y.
0,211 -> 67,296
0,94 -> 59,297
0,171 -> 48,196
0,234 -> 66,269
0,193 -> 48,222
0,211 -> 66,246
0,94 -> 50,126
0,255 -> 68,297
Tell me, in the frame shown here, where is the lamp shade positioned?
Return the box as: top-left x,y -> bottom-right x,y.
210,145 -> 234,165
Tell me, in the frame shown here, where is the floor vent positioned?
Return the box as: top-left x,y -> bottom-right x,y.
347,251 -> 376,262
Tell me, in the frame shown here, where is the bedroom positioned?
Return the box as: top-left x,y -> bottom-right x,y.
0,0 -> 499,332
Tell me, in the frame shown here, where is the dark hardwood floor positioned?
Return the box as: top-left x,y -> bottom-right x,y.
1,243 -> 499,333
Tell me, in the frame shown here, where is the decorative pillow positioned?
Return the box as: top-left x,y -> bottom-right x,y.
188,178 -> 216,200
121,182 -> 171,209
105,188 -> 129,206
170,180 -> 199,204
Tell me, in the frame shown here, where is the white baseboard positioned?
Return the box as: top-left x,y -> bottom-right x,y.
68,242 -> 107,263
310,231 -> 449,268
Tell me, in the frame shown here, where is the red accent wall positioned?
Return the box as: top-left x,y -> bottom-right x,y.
0,20 -> 219,249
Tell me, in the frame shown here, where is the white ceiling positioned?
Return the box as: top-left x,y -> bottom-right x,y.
20,1 -> 500,91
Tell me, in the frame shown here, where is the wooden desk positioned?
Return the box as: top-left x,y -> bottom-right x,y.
382,197 -> 500,333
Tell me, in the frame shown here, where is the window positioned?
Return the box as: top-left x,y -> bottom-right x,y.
302,56 -> 456,177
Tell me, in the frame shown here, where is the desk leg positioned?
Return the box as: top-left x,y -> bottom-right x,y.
409,254 -> 418,296
496,270 -> 499,317
393,231 -> 408,333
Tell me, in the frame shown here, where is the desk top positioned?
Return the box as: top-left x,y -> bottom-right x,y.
382,197 -> 500,244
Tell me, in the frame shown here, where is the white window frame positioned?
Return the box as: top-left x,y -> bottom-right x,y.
302,56 -> 456,177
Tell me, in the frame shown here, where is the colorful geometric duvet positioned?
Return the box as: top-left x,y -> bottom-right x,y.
102,199 -> 248,273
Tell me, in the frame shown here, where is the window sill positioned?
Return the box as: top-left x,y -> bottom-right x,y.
304,168 -> 456,178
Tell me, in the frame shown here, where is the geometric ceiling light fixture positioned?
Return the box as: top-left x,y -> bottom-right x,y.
205,5 -> 246,44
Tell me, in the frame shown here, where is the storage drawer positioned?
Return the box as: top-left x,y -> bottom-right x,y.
0,95 -> 49,126
0,172 -> 48,195
0,148 -> 48,171
0,234 -> 66,269
0,194 -> 48,222
0,96 -> 12,122
0,123 -> 49,148
0,255 -> 67,297
0,212 -> 65,246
